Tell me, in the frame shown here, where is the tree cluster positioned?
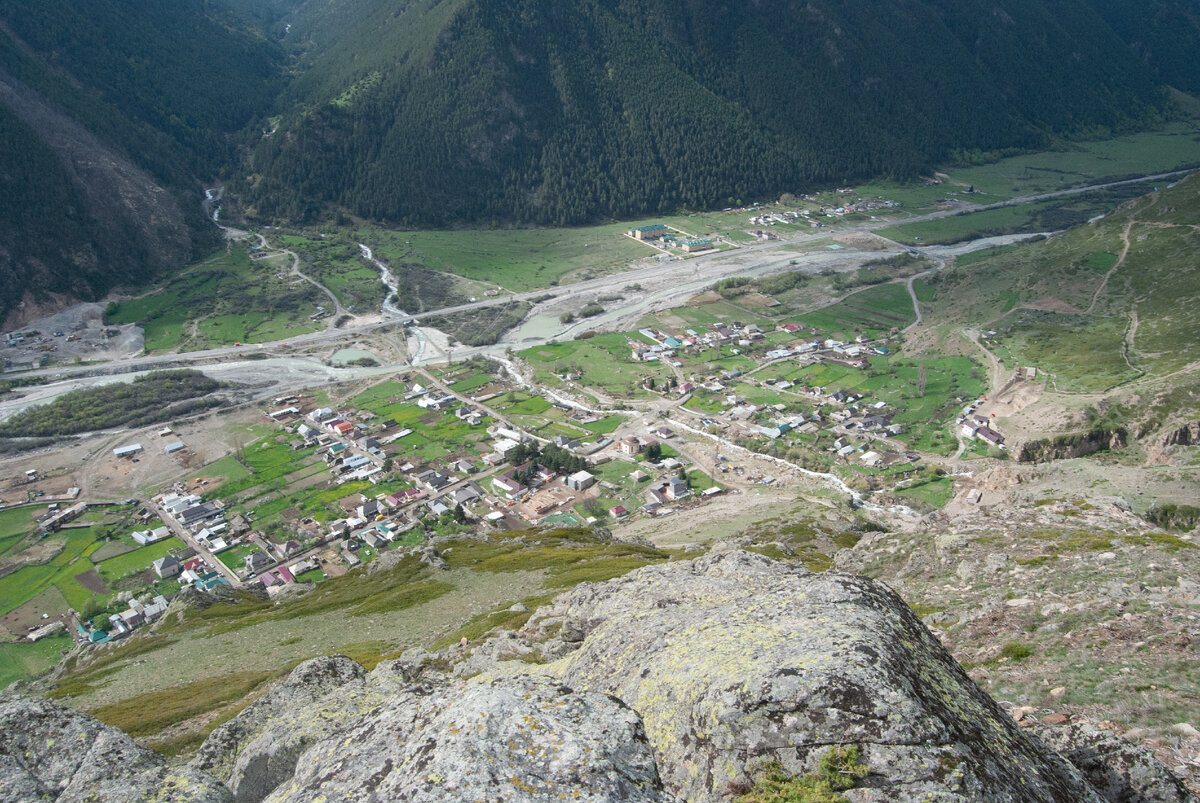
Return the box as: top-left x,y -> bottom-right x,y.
0,370 -> 221,438
507,441 -> 587,476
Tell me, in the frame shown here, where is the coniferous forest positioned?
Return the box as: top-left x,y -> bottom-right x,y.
1,0 -> 1199,321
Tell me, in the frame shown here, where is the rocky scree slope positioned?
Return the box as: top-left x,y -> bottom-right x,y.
2,550 -> 1192,801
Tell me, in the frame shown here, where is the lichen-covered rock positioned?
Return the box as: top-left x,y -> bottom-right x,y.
260,674 -> 670,802
12,551 -> 1195,802
192,656 -> 375,802
1029,721 -> 1195,802
452,629 -> 537,678
513,549 -> 1104,801
192,660 -> 669,802
0,694 -> 231,802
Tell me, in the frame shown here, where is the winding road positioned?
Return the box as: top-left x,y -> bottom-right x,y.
901,253 -> 946,335
248,231 -> 345,324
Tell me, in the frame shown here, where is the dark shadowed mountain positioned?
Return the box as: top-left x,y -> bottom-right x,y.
1,0 -> 1197,324
0,0 -> 284,326
234,0 -> 1170,227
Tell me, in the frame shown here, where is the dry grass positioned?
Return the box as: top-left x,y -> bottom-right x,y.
87,671 -> 278,738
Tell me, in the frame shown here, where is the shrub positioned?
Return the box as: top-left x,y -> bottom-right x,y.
1000,641 -> 1034,662
736,746 -> 868,803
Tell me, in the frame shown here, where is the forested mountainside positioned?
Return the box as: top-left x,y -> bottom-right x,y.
235,0 -> 1169,226
1086,0 -> 1200,94
1,0 -> 1198,325
0,0 -> 285,326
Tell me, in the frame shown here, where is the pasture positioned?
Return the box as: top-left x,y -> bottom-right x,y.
366,224 -> 648,293
106,245 -> 324,352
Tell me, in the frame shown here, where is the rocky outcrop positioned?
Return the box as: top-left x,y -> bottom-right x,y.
0,695 -> 231,802
1154,421 -> 1200,448
1018,428 -> 1128,463
505,549 -> 1106,801
260,674 -> 668,802
193,657 -> 667,802
5,551 -> 1192,802
193,656 -> 372,802
1145,421 -> 1200,465
1030,721 -> 1193,802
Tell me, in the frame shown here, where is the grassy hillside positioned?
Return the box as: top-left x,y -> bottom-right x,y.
43,528 -> 676,755
924,174 -> 1200,428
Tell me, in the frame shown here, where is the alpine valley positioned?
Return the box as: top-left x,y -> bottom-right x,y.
1,1 -> 1200,801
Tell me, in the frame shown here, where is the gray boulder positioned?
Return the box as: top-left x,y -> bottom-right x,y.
193,658 -> 669,802
261,674 -> 669,802
519,549 -> 1103,801
0,694 -> 231,802
193,656 -> 374,802
1030,721 -> 1195,802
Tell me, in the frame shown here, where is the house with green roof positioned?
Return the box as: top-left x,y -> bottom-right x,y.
627,224 -> 668,240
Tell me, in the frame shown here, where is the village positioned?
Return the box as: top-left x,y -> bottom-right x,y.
534,312 -> 1007,480
4,360 -> 737,646
0,242 -> 1020,654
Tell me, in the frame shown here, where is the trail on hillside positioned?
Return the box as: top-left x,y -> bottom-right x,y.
1085,218 -> 1135,315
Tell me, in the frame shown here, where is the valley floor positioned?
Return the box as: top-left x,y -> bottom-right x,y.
1,159 -> 1198,790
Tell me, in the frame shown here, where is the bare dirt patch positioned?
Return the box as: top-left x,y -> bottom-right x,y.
0,448 -> 86,507
834,232 -> 894,251
1,585 -> 70,634
73,569 -> 109,595
1023,297 -> 1085,315
78,405 -> 265,500
0,302 -> 144,366
996,391 -> 1092,448
648,311 -> 693,332
0,536 -> 63,574
980,377 -> 1045,420
686,291 -> 723,306
626,487 -> 811,548
738,292 -> 780,309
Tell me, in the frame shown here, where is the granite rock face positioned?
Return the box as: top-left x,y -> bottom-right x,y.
193,656 -> 373,802
193,659 -> 667,802
260,674 -> 668,802
0,695 -> 232,802
1030,722 -> 1194,803
505,548 -> 1105,801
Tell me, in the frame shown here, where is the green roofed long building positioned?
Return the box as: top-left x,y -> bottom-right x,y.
628,224 -> 669,240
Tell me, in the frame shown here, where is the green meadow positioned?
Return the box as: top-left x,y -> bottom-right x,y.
106,244 -> 324,352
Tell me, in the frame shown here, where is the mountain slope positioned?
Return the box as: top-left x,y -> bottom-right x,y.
1085,0 -> 1200,94
0,0 -> 285,327
236,0 -> 1168,226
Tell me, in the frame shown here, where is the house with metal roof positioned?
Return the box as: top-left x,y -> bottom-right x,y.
627,224 -> 668,240
152,554 -> 180,578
